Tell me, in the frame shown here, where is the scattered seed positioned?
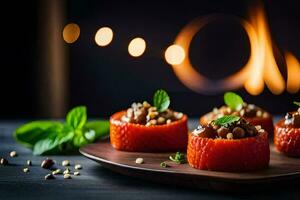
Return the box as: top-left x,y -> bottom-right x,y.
149,119 -> 157,125
248,104 -> 255,110
27,160 -> 32,166
23,168 -> 29,173
240,109 -> 245,116
63,168 -> 71,175
256,110 -> 262,117
0,158 -> 8,165
64,174 -> 71,179
148,107 -> 157,112
74,164 -> 82,170
74,171 -> 80,176
10,151 -> 17,157
157,117 -> 166,124
226,107 -> 232,114
52,169 -> 61,175
41,158 -> 55,169
45,174 -> 55,180
213,107 -> 219,114
226,133 -> 233,139
62,160 -> 70,166
217,113 -> 224,118
143,101 -> 151,108
135,158 -> 144,164
263,112 -> 269,118
148,111 -> 158,120
255,125 -> 262,131
258,128 -> 265,133
175,112 -> 183,119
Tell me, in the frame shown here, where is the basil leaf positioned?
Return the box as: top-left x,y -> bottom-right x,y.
73,130 -> 88,148
213,115 -> 240,126
84,130 -> 96,142
153,89 -> 170,112
14,121 -> 63,148
224,92 -> 244,111
33,128 -> 74,155
66,106 -> 87,130
294,101 -> 300,107
83,120 -> 110,140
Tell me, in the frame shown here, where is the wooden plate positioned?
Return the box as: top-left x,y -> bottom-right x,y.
80,141 -> 300,191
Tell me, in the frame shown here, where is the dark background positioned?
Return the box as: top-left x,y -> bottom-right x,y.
0,0 -> 299,119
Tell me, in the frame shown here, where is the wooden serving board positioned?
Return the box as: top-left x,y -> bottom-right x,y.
80,141 -> 300,191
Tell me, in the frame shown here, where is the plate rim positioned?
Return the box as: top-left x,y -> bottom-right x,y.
80,142 -> 300,182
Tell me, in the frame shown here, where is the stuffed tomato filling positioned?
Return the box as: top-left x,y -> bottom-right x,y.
121,101 -> 184,126
193,116 -> 264,140
284,110 -> 300,128
204,103 -> 270,122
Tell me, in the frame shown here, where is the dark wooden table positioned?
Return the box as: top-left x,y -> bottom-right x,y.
0,119 -> 299,200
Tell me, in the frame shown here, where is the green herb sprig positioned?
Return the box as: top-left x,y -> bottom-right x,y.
294,101 -> 300,107
14,106 -> 109,155
224,92 -> 244,111
153,89 -> 170,112
212,115 -> 240,127
169,152 -> 186,164
160,162 -> 169,168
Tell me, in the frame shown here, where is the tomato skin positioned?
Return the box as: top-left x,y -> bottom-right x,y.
274,119 -> 300,157
187,131 -> 270,172
110,111 -> 188,152
200,113 -> 274,135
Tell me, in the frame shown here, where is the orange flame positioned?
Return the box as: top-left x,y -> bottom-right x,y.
286,51 -> 300,93
244,6 -> 285,95
168,5 -> 300,95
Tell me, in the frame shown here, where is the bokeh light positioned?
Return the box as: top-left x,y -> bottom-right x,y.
165,44 -> 185,65
95,27 -> 114,46
62,23 -> 80,43
128,37 -> 146,57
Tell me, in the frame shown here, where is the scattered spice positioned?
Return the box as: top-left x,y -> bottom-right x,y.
74,164 -> 82,170
62,160 -> 70,166
63,174 -> 71,179
45,174 -> 55,180
135,158 -> 144,164
0,158 -> 8,165
73,171 -> 80,176
3,156 -> 82,180
41,158 -> 55,169
52,169 -> 61,175
10,151 -> 17,157
27,160 -> 32,166
63,168 -> 71,175
23,168 -> 29,173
